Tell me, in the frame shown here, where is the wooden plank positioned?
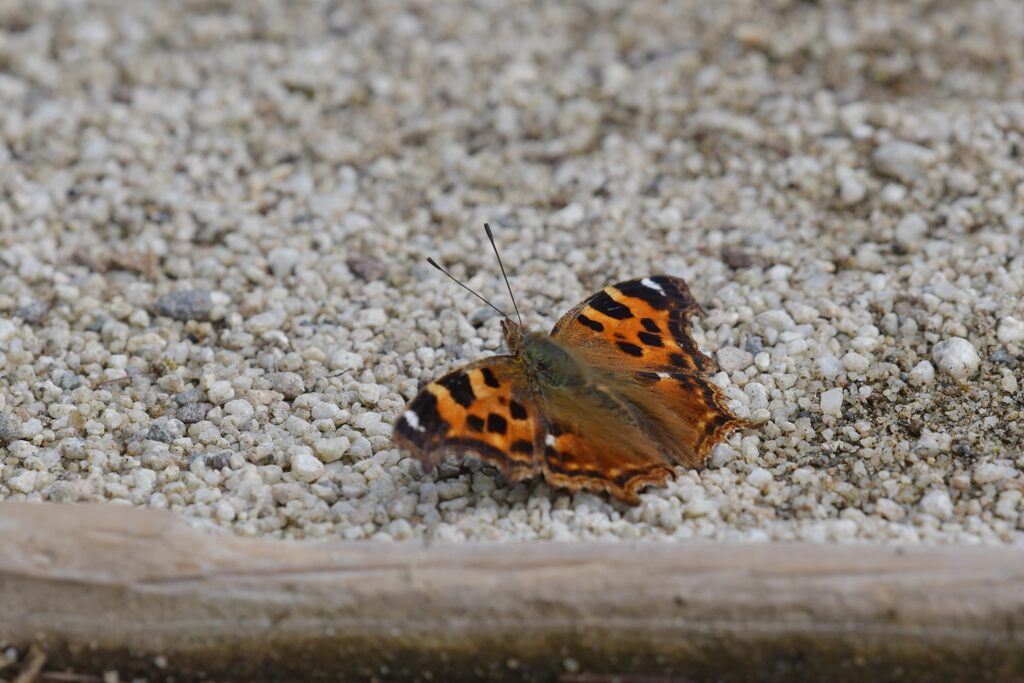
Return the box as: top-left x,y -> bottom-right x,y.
0,501 -> 1022,682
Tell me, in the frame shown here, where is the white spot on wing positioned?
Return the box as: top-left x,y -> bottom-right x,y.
641,277 -> 665,295
545,434 -> 556,446
403,410 -> 425,432
657,372 -> 670,379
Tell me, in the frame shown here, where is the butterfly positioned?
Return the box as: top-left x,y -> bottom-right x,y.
393,225 -> 752,504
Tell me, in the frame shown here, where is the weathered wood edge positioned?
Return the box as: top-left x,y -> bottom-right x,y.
1,501 -> 1022,682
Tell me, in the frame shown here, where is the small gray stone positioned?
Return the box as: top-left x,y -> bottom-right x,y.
0,413 -> 22,445
16,301 -> 48,325
205,452 -> 231,470
744,336 -> 763,355
174,387 -> 202,405
58,372 -> 83,391
154,289 -> 213,321
147,422 -> 174,443
268,372 -> 305,399
177,402 -> 213,424
990,348 -> 1017,367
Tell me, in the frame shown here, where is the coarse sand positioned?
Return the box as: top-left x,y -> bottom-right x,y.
0,0 -> 1022,543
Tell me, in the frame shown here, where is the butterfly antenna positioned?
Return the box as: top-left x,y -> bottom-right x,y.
483,223 -> 523,327
425,257 -> 513,322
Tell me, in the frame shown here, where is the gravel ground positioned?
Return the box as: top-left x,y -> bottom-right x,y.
1,0 -> 1022,542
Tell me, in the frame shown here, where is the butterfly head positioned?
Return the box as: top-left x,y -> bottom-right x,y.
501,317 -> 524,354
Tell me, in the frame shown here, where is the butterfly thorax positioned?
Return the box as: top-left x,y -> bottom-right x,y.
518,331 -> 586,389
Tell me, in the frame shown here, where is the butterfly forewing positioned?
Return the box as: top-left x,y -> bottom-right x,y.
394,357 -> 543,482
551,276 -> 712,374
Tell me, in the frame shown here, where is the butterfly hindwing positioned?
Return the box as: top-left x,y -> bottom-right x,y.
536,391 -> 676,505
393,357 -> 542,482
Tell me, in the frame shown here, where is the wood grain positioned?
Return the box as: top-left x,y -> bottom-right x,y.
1,501 -> 1022,682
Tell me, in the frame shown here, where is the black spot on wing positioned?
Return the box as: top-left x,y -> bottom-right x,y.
669,352 -> 691,369
466,414 -> 485,432
480,367 -> 500,388
615,279 -> 669,310
588,291 -> 633,320
511,439 -> 533,454
641,318 -> 659,333
487,413 -> 508,435
396,391 -> 447,442
438,372 -> 475,408
576,313 -> 604,332
616,341 -> 644,357
635,371 -> 661,384
638,331 -> 664,347
509,400 -> 528,420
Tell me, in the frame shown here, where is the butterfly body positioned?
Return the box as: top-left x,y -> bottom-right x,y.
395,275 -> 751,504
517,329 -> 587,389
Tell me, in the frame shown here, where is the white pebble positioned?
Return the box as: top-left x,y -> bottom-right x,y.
361,308 -> 388,328
746,467 -> 772,489
224,398 -> 254,419
0,319 -> 16,342
841,352 -> 869,373
997,316 -> 1024,345
9,470 -> 38,493
329,349 -> 364,371
246,309 -> 286,334
916,429 -> 951,454
873,140 -> 936,183
216,500 -> 237,522
931,337 -> 980,380
21,418 -> 43,439
919,489 -> 953,520
311,401 -> 342,421
268,246 -> 301,277
717,346 -> 753,373
817,354 -> 844,380
348,436 -> 372,458
354,411 -> 389,436
357,383 -> 382,405
895,213 -> 928,250
755,309 -> 795,332
973,462 -> 1017,485
290,448 -> 325,482
820,387 -> 844,415
314,436 -> 351,463
684,497 -> 715,518
908,360 -> 935,386
207,380 -> 235,405
875,498 -> 904,521
836,166 -> 866,205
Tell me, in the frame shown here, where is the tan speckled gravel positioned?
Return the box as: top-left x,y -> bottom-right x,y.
0,0 -> 1022,542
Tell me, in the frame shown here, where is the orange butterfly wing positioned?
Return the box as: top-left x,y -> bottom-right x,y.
393,357 -> 543,483
546,275 -> 750,475
552,276 -> 712,374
